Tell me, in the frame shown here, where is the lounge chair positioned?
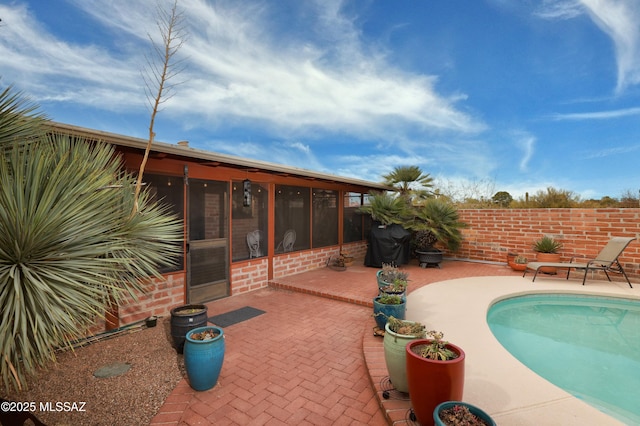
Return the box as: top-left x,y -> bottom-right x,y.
523,236 -> 636,288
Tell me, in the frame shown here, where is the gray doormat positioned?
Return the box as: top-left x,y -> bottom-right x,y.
208,306 -> 265,327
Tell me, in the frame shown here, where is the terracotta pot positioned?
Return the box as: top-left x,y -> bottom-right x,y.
508,261 -> 527,271
535,252 -> 561,274
406,339 -> 465,426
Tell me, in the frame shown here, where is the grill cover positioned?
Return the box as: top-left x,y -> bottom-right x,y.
364,224 -> 411,267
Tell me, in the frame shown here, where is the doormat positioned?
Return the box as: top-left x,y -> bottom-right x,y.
208,306 -> 265,328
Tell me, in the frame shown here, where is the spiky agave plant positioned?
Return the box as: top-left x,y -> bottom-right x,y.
0,88 -> 182,390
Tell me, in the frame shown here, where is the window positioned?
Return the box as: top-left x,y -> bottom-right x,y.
232,181 -> 269,261
144,174 -> 184,272
312,189 -> 338,247
275,185 -> 310,253
343,192 -> 365,243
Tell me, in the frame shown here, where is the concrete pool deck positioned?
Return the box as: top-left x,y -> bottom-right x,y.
407,274 -> 640,425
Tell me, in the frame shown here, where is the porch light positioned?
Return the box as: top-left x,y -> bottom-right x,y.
243,179 -> 252,207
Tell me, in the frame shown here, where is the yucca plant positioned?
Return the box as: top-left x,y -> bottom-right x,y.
0,87 -> 182,391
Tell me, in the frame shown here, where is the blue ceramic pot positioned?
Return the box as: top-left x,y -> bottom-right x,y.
373,296 -> 406,330
184,326 -> 225,391
433,401 -> 495,426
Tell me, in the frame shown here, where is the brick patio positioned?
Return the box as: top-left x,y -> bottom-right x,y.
150,259 -> 520,425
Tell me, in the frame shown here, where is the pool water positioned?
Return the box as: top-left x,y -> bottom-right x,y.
487,294 -> 640,425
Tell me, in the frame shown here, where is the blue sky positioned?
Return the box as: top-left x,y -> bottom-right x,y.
1,0 -> 640,200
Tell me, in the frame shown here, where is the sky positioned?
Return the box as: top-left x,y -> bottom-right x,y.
1,0 -> 640,201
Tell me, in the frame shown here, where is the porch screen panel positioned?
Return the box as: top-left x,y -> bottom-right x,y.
343,192 -> 364,243
145,174 -> 184,272
312,189 -> 338,247
232,181 -> 269,261
275,185 -> 310,253
362,192 -> 373,241
190,245 -> 226,285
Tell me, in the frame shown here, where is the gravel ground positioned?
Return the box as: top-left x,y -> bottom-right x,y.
1,316 -> 184,426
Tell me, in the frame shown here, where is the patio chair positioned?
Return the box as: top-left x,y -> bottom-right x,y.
275,229 -> 296,253
246,230 -> 263,258
523,236 -> 636,288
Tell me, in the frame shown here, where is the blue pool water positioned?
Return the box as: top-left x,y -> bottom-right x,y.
487,294 -> 640,425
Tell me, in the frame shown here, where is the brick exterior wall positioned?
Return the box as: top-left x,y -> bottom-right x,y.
110,209 -> 640,328
231,258 -> 269,294
93,273 -> 185,331
454,208 -> 640,279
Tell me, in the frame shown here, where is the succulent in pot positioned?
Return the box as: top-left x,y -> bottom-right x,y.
406,330 -> 465,425
533,236 -> 562,253
532,236 -> 562,273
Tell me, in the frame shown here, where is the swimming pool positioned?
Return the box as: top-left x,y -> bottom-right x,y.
487,294 -> 640,425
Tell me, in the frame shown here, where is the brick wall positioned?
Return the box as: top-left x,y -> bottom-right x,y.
454,208 -> 640,279
92,273 -> 185,331
110,208 -> 640,328
231,258 -> 269,294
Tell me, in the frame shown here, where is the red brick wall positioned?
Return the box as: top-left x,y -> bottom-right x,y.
92,273 -> 185,331
454,208 -> 640,278
231,258 -> 269,294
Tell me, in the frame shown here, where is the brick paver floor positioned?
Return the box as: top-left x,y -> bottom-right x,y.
151,259 -> 519,425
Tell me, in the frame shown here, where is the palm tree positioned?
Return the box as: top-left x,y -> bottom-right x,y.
358,191 -> 411,226
382,165 -> 434,202
0,86 -> 182,391
406,198 -> 466,252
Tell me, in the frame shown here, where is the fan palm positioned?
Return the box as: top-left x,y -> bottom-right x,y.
382,165 -> 434,202
0,87 -> 182,390
407,198 -> 466,252
358,191 -> 411,226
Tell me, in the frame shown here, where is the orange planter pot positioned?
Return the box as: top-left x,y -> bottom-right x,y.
406,340 -> 465,426
508,261 -> 527,271
535,252 -> 561,274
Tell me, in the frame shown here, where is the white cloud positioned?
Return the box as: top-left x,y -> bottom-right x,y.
534,0 -> 640,92
579,0 -> 640,92
0,0 -> 485,142
551,106 -> 640,120
535,0 -> 584,20
510,131 -> 535,171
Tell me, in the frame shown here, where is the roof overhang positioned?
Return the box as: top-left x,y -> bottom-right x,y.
48,121 -> 392,191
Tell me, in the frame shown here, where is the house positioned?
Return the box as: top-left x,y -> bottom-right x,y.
50,122 -> 390,327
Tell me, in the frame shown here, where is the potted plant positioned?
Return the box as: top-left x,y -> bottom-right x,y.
508,255 -> 527,271
170,304 -> 208,354
533,236 -> 562,274
377,263 -> 409,295
373,294 -> 406,330
408,199 -> 467,268
434,401 -> 495,426
383,316 -> 426,394
184,325 -> 225,391
340,250 -> 354,267
379,277 -> 408,297
406,331 -> 465,426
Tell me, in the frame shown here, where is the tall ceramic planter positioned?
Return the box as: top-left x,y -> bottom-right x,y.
383,321 -> 420,393
373,296 -> 406,330
535,252 -> 560,274
434,401 -> 496,426
184,326 -> 225,391
406,339 -> 465,426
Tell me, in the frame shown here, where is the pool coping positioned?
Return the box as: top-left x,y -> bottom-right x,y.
405,275 -> 640,425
